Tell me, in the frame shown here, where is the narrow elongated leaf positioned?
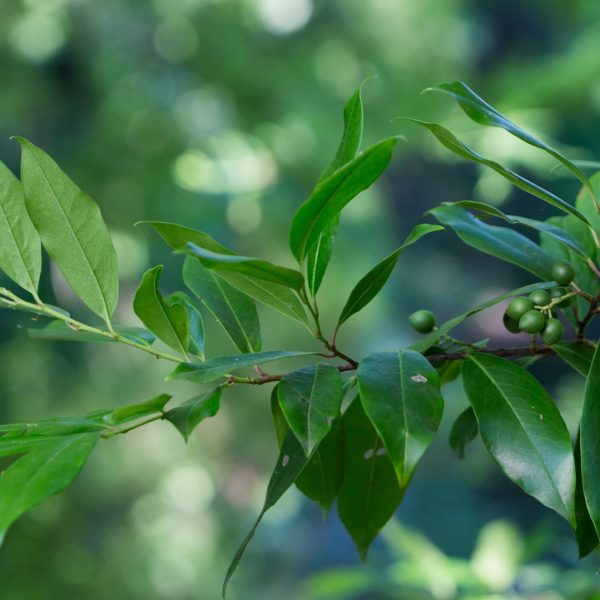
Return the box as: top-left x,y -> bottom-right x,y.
0,432 -> 100,538
306,83 -> 365,294
142,220 -> 232,254
580,344 -> 600,538
429,204 -> 555,280
278,364 -> 343,454
289,137 -> 399,261
358,350 -> 443,487
553,342 -> 596,376
401,120 -> 588,226
168,350 -> 316,383
16,138 -> 119,323
574,432 -> 598,557
185,244 -> 304,290
0,418 -> 107,437
427,81 -> 595,198
410,282 -> 555,353
166,291 -> 205,358
133,266 -> 189,357
164,388 -> 221,442
337,224 -> 443,327
337,398 -> 403,559
448,407 -> 478,459
450,200 -> 588,259
111,393 -> 172,423
0,161 -> 41,296
223,430 -> 309,597
462,354 -> 576,524
0,435 -> 80,458
216,271 -> 308,326
29,320 -> 155,346
183,256 -> 261,354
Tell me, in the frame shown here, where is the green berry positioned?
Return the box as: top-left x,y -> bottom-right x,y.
503,312 -> 520,334
541,318 -> 564,346
519,309 -> 546,334
551,260 -> 575,286
409,309 -> 436,333
528,289 -> 551,307
550,287 -> 572,308
425,345 -> 445,356
506,297 -> 534,320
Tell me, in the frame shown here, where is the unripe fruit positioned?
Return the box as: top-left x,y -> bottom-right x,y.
550,287 -> 572,308
551,260 -> 575,286
528,289 -> 551,307
542,318 -> 564,346
425,345 -> 445,356
506,297 -> 534,320
519,309 -> 546,333
409,309 -> 436,333
503,312 -> 520,334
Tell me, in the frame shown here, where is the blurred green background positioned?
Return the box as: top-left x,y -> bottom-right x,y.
2,1 -> 600,598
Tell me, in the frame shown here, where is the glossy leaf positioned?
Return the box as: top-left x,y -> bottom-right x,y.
337,398 -> 403,559
427,81 -> 595,198
448,407 -> 478,459
553,342 -> 595,376
223,430 -> 308,597
17,138 -> 119,324
185,244 -> 304,290
401,120 -> 588,226
29,320 -> 155,346
0,161 -> 41,296
111,393 -> 171,423
0,432 -> 100,539
183,256 -> 261,354
142,220 -> 232,254
410,282 -> 555,353
357,350 -> 443,487
0,418 -> 107,437
462,354 -> 576,524
166,291 -> 205,358
429,204 -> 555,280
337,224 -> 443,328
450,200 -> 588,260
164,388 -> 221,442
306,83 -> 365,294
168,350 -> 316,383
278,364 -> 343,454
289,137 -> 399,261
133,265 -> 190,356
580,344 -> 600,538
574,432 -> 598,557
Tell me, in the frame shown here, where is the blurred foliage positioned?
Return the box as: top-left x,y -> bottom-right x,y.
1,0 -> 600,598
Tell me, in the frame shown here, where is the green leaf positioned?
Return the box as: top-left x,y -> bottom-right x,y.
306,82 -> 366,294
427,81 -> 595,198
337,224 -> 443,328
553,342 -> 596,376
580,344 -> 600,538
278,364 -> 343,455
16,138 -> 119,324
141,220 -> 232,254
168,350 -> 316,383
164,388 -> 221,442
448,407 -> 478,459
133,265 -> 190,357
0,432 -> 100,538
429,204 -> 555,280
462,354 -> 576,524
450,200 -> 589,260
111,393 -> 172,423
183,256 -> 261,354
289,137 -> 399,262
166,291 -> 205,358
410,283 -> 555,354
29,320 -> 155,346
574,432 -> 598,557
401,120 -> 589,226
185,244 -> 304,290
337,397 -> 403,559
0,160 -> 41,296
223,430 -> 309,597
357,350 -> 443,487
0,417 -> 107,437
